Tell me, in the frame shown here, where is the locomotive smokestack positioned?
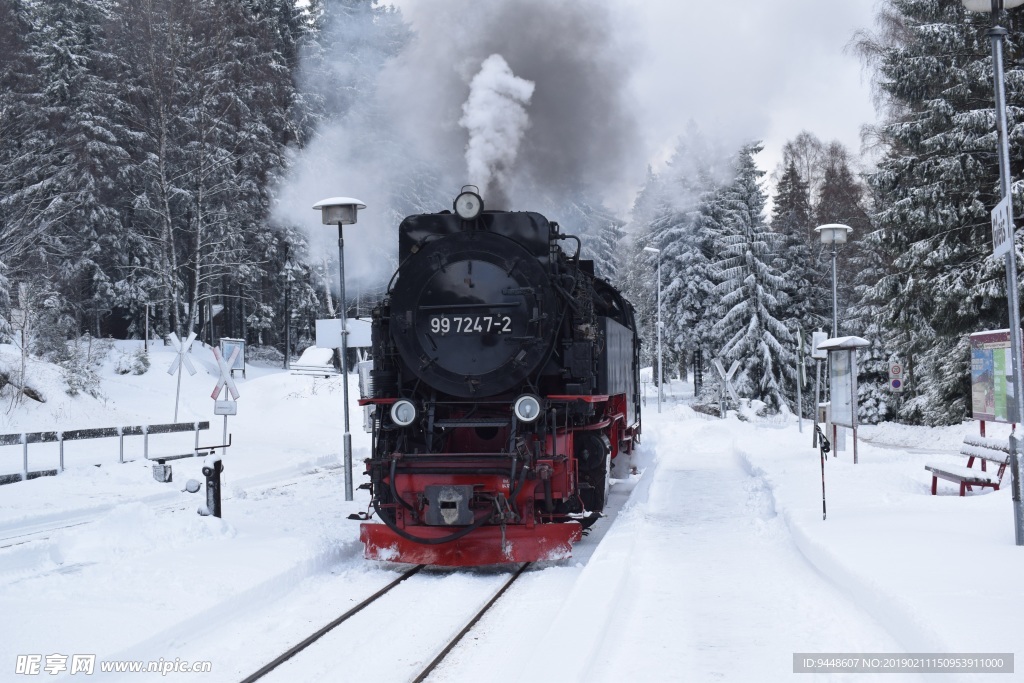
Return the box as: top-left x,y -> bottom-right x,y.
459,54 -> 535,210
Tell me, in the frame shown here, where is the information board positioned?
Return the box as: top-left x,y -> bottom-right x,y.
829,349 -> 856,427
219,338 -> 245,371
970,329 -> 1021,423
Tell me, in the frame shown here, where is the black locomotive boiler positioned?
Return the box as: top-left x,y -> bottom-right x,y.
358,188 -> 641,565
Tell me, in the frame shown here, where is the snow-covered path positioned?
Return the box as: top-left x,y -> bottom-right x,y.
533,418 -> 916,682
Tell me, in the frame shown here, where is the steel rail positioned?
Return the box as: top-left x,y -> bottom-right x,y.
238,564 -> 425,683
411,562 -> 531,683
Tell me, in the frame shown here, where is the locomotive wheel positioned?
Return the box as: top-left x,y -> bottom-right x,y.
576,432 -> 611,513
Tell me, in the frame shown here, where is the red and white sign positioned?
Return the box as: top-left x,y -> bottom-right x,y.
211,347 -> 240,402
888,363 -> 904,392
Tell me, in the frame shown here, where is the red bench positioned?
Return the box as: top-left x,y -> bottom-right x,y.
925,435 -> 1010,496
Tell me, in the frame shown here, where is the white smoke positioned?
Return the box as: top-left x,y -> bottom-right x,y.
458,54 -> 535,208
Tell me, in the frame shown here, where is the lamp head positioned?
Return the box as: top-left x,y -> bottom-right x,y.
814,223 -> 853,245
313,197 -> 366,225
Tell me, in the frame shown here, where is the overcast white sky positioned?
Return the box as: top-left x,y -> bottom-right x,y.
386,0 -> 880,209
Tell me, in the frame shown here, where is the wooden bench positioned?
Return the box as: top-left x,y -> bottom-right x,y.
290,347 -> 340,378
290,364 -> 340,378
925,435 -> 1011,496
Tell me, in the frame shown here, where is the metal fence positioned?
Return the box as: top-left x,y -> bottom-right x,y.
0,421 -> 210,484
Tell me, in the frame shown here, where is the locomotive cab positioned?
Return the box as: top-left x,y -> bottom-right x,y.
358,192 -> 641,566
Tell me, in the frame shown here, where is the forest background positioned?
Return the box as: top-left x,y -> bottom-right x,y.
0,0 -> 1020,427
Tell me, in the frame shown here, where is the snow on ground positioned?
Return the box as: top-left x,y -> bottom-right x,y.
1,342 -> 1022,682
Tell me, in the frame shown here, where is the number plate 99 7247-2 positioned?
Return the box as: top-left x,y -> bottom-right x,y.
429,315 -> 513,335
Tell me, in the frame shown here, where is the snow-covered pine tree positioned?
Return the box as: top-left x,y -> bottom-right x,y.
770,159 -> 820,413
814,142 -> 871,331
710,143 -> 794,412
0,0 -> 38,326
18,0 -> 133,337
656,126 -> 725,380
622,167 -> 669,373
813,143 -> 891,424
855,0 -> 1022,424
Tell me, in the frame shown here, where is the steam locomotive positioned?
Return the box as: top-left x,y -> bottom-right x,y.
357,188 -> 641,566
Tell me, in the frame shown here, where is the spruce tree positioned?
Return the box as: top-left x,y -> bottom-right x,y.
710,144 -> 794,412
855,0 -> 1021,424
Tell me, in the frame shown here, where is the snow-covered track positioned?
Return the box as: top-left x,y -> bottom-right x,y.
411,561 -> 530,683
239,564 -> 426,682
242,562 -> 531,683
0,519 -> 93,549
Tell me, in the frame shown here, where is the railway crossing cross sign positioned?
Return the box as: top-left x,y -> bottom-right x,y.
167,332 -> 197,377
713,358 -> 741,416
211,347 -> 240,453
211,346 -> 241,405
167,332 -> 197,422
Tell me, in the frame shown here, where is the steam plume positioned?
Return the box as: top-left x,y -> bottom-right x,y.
459,55 -> 535,209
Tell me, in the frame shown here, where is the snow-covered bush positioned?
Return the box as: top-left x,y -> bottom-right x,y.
114,348 -> 150,375
59,335 -> 109,398
247,345 -> 284,365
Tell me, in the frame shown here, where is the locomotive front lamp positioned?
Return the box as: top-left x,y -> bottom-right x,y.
962,0 -> 1024,546
313,196 -> 366,503
513,394 -> 542,423
454,187 -> 484,220
391,399 -> 418,427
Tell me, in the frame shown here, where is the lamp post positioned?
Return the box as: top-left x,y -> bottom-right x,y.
313,197 -> 366,502
814,223 -> 853,338
284,258 -> 294,371
643,246 -> 663,413
962,0 -> 1024,546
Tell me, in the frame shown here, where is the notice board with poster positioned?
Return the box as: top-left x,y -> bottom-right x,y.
219,338 -> 246,378
970,329 -> 1021,423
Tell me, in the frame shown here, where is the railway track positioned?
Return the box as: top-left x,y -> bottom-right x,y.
240,562 -> 531,683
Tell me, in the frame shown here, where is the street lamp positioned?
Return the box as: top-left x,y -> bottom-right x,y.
962,0 -> 1024,546
284,258 -> 294,371
313,196 -> 366,502
814,223 -> 853,338
643,246 -> 663,413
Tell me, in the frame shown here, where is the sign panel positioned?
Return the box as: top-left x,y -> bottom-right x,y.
888,362 -> 904,392
315,318 -> 372,349
214,400 -> 237,415
971,329 -> 1021,423
829,350 -> 856,427
811,331 -> 829,360
992,195 -> 1013,259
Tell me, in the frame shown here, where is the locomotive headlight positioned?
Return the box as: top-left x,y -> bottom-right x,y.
454,189 -> 483,220
391,399 -> 418,427
513,394 -> 542,423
